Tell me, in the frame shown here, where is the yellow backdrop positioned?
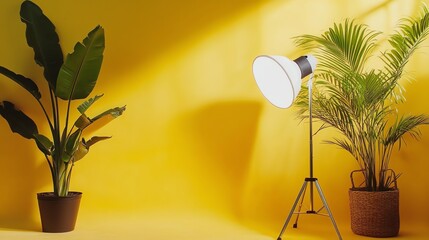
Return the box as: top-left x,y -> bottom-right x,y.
0,0 -> 428,239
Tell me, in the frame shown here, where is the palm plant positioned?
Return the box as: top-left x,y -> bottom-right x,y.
0,1 -> 125,196
294,6 -> 429,191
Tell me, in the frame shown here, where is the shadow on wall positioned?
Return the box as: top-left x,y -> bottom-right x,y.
0,127 -> 49,231
171,100 -> 262,215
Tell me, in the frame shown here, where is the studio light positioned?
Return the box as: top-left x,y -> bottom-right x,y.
252,55 -> 342,240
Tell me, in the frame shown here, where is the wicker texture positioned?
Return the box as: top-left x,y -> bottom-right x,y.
349,189 -> 399,237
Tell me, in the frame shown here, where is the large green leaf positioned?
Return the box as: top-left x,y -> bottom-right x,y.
75,105 -> 126,132
34,133 -> 53,155
72,136 -> 111,162
0,66 -> 41,100
85,136 -> 111,148
20,0 -> 63,88
77,94 -> 104,114
74,114 -> 92,129
0,101 -> 38,139
62,130 -> 82,163
73,141 -> 89,162
56,26 -> 105,100
92,106 -> 126,121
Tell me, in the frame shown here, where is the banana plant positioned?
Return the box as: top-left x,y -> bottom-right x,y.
0,0 -> 125,196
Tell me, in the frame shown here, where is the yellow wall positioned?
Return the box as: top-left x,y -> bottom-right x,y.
0,0 -> 428,234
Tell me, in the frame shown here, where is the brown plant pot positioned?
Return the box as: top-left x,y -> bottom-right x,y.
349,189 -> 399,237
37,192 -> 82,233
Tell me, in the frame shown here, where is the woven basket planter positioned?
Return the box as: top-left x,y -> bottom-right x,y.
349,189 -> 399,237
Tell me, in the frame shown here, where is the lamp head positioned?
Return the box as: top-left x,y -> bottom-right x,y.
252,55 -> 317,108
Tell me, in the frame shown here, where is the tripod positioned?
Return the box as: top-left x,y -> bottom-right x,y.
276,78 -> 342,240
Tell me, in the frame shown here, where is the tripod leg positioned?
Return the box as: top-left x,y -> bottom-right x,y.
277,181 -> 308,240
293,182 -> 308,228
314,180 -> 342,240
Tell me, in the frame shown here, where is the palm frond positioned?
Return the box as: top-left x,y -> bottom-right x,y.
384,115 -> 429,148
295,19 -> 380,76
381,4 -> 429,99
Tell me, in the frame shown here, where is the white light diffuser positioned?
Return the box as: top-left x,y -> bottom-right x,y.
252,55 -> 317,108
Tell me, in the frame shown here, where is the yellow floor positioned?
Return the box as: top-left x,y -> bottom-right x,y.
1,211 -> 428,240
